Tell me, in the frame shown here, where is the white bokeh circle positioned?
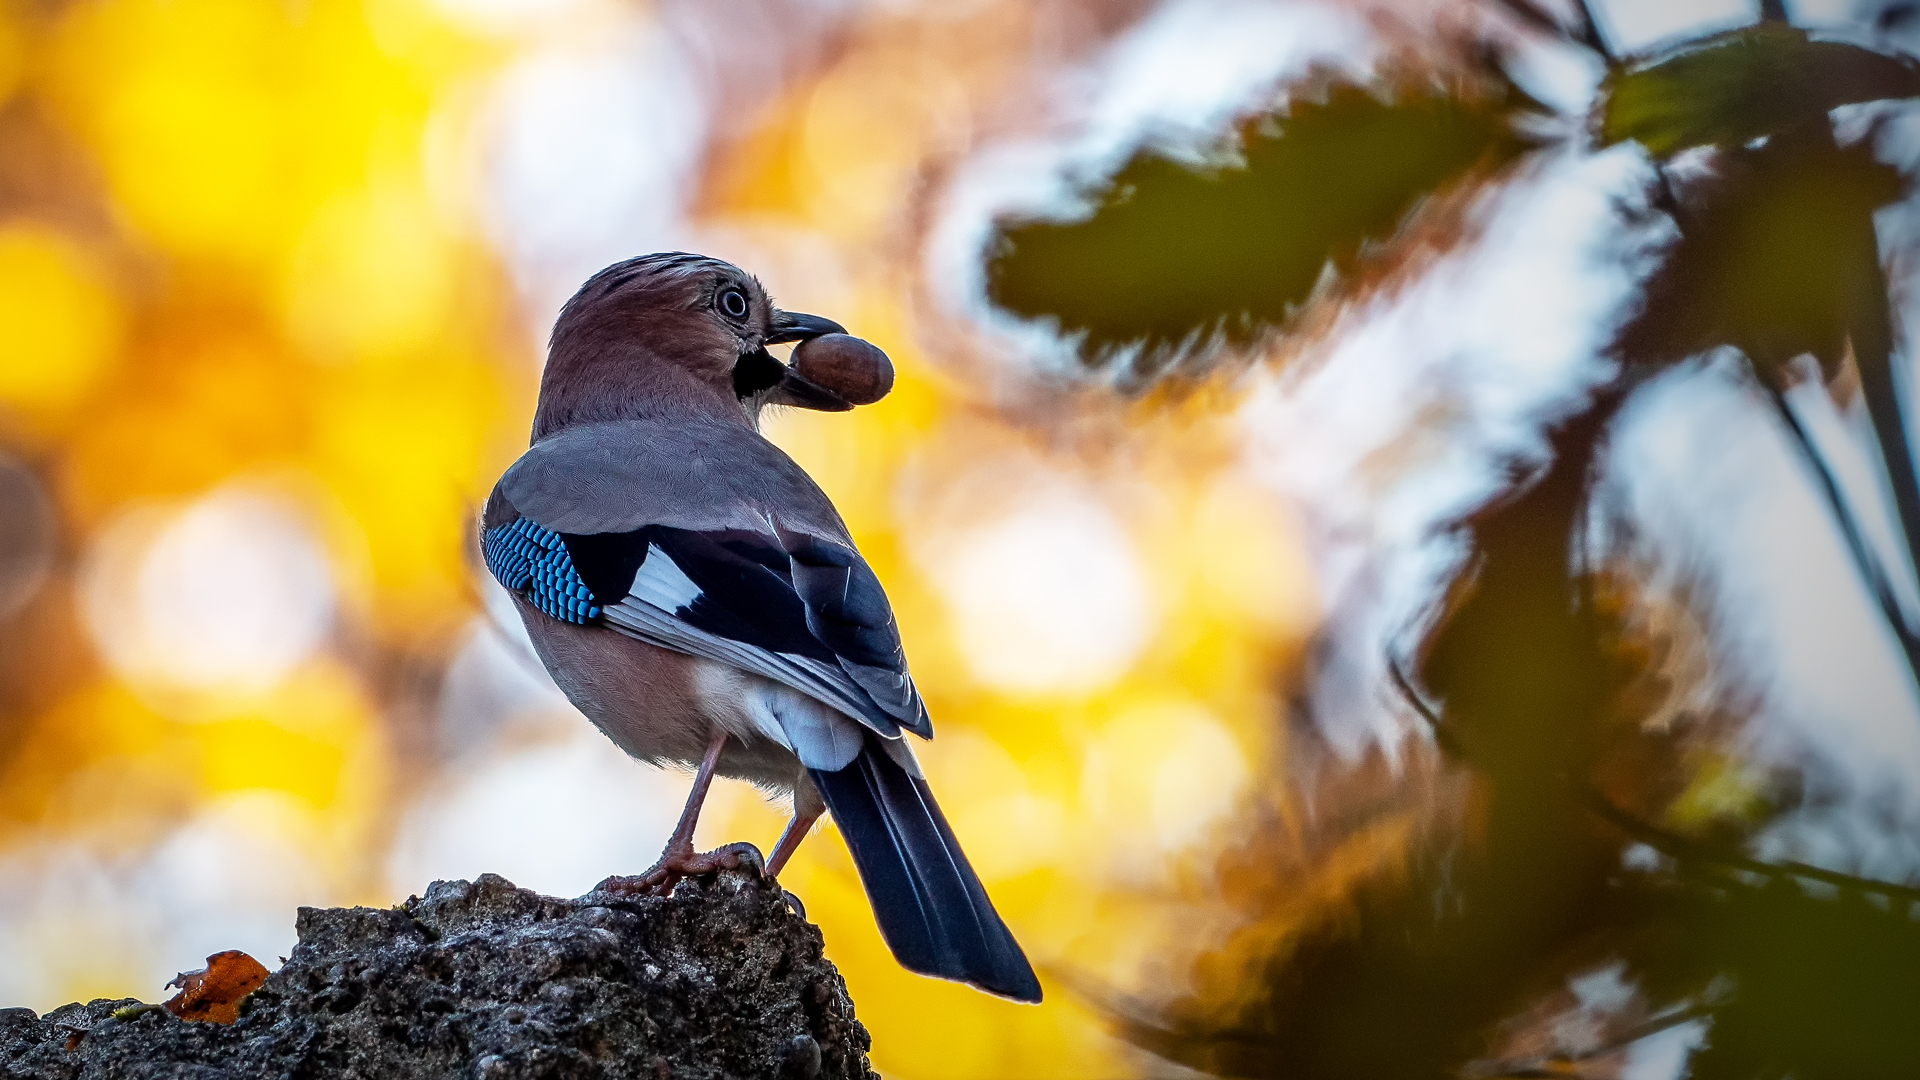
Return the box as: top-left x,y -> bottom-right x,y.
81,487 -> 335,696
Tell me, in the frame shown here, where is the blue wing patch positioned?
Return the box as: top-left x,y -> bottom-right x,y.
483,517 -> 602,624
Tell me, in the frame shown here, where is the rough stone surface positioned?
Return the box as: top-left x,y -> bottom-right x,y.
0,869 -> 877,1080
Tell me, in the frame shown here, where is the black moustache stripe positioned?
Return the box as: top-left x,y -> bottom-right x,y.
732,347 -> 786,398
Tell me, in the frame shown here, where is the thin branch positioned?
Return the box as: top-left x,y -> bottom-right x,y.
1764,385 -> 1920,686
1777,109 -> 1920,638
1484,0 -> 1574,41
1593,1003 -> 1717,1059
1473,1003 -> 1716,1079
1388,654 -> 1465,756
1570,0 -> 1614,63
1405,672 -> 1920,903
1847,270 -> 1920,634
1481,0 -> 1613,63
1396,650 -> 1920,904
1582,787 -> 1920,904
1648,127 -> 1920,714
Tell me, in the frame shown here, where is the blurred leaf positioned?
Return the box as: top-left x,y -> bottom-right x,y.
1121,402 -> 1639,1080
1601,24 -> 1920,158
986,76 -> 1540,375
1128,397 -> 1760,1080
1121,734 -> 1638,1080
163,950 -> 269,1024
1609,129 -> 1920,636
1411,388 -> 1920,1080
1128,27 -> 1920,1080
1689,888 -> 1920,1080
1117,746 -> 1506,1080
1615,134 -> 1901,377
1621,876 -> 1920,1080
1419,397 -> 1630,788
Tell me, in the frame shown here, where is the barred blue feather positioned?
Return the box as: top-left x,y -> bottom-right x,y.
483,517 -> 602,624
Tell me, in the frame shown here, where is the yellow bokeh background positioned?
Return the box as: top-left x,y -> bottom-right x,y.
0,1 -> 1319,1075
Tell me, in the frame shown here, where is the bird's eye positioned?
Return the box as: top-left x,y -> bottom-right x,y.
717,288 -> 749,320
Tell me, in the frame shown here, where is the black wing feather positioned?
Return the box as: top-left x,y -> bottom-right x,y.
551,523 -> 926,734
555,530 -> 648,612
556,526 -> 827,660
786,533 -> 906,669
654,529 -> 830,659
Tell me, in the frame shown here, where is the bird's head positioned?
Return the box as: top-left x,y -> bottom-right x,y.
534,252 -> 854,441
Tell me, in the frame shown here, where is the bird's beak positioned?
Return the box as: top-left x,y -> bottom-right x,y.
765,310 -> 846,345
767,368 -> 853,412
758,310 -> 852,410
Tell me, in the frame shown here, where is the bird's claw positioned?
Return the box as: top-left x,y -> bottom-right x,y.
596,842 -> 764,897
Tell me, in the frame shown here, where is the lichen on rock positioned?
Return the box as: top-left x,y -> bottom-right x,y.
0,868 -> 877,1080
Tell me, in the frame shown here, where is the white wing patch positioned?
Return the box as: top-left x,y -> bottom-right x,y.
630,543 -> 702,611
602,597 -> 906,740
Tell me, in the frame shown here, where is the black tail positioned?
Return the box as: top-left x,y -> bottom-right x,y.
810,740 -> 1043,1002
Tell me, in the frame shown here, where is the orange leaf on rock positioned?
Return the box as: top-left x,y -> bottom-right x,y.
163,950 -> 270,1024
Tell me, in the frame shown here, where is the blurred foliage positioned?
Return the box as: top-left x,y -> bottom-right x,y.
986,67 -> 1544,376
1127,402 -> 1643,1080
1615,124 -> 1920,634
990,5 -> 1920,1080
1615,133 -> 1900,377
1600,24 -> 1920,159
1136,388 -> 1920,1080
1631,878 -> 1920,1080
1119,745 -> 1486,1080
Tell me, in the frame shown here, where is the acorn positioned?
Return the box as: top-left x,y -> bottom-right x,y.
792,333 -> 895,406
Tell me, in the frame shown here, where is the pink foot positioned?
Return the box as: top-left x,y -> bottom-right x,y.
596,842 -> 764,897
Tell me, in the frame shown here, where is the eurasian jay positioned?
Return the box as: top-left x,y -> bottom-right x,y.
482,252 -> 1042,1002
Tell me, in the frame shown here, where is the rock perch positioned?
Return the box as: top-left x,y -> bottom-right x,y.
0,867 -> 877,1079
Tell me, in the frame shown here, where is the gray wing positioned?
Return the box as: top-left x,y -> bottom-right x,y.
494,419 -> 849,540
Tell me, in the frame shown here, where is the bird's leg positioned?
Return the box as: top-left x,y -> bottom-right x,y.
766,775 -> 826,877
597,727 -> 762,897
765,808 -> 821,877
663,725 -> 729,854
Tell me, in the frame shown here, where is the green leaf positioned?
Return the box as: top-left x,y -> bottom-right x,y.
1614,134 -> 1902,376
1630,879 -> 1920,1080
1601,24 -> 1920,158
984,77 -> 1537,376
